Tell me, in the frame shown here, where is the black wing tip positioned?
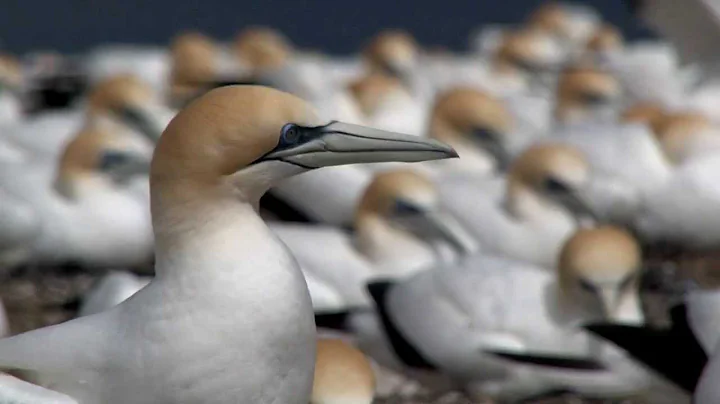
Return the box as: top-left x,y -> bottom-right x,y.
485,350 -> 607,371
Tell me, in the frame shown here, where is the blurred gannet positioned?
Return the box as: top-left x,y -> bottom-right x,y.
491,28 -> 568,95
0,85 -> 456,403
554,66 -> 623,126
0,54 -> 24,126
527,1 -> 600,52
0,117 -> 154,268
366,226 -> 672,402
234,26 -> 340,102
270,86 -> 512,226
346,73 -> 426,135
84,44 -> 170,96
169,31 -> 249,107
586,284 -> 720,396
3,75 -> 173,160
313,338 -> 376,404
582,24 -> 624,64
272,169 -> 473,311
442,143 -> 596,268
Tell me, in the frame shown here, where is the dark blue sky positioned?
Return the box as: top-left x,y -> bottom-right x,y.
0,0 -> 654,55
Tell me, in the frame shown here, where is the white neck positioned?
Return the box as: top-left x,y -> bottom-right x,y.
428,138 -> 496,176
354,215 -> 436,276
614,292 -> 644,325
507,186 -> 576,229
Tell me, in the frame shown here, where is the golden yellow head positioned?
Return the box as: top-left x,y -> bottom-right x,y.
87,74 -> 156,116
495,28 -> 565,75
429,88 -> 512,168
347,73 -> 405,116
558,226 -> 642,322
356,169 -> 436,219
652,112 -> 714,163
312,339 -> 375,404
621,102 -> 666,126
509,143 -> 589,192
0,54 -> 23,89
170,31 -> 222,88
363,30 -> 419,77
234,26 -> 292,71
555,66 -> 621,123
585,24 -> 624,53
527,1 -> 599,44
151,85 -> 456,211
57,118 -> 152,198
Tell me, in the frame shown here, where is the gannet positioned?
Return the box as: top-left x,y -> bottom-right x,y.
168,31 -> 249,107
84,44 -> 170,97
269,85 -> 515,226
346,73 -> 427,135
584,24 -> 624,59
3,74 -> 172,160
442,143 -> 596,268
272,169 -> 475,311
0,54 -> 24,126
233,27 -> 340,102
491,28 -> 568,95
0,85 -> 456,403
526,1 -> 600,53
586,285 -> 720,396
554,66 -> 623,126
0,116 -> 155,268
369,226 -> 682,402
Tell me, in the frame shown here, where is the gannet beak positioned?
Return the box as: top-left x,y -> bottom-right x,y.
470,128 -> 510,171
117,104 -> 176,142
556,189 -> 598,222
256,121 -> 458,168
390,200 -> 476,255
411,210 -> 478,256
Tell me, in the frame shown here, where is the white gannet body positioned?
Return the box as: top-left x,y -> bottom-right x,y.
3,75 -> 173,159
273,169 -> 474,311
0,116 -> 155,268
0,85 -> 456,403
0,188 -> 41,268
84,45 -> 170,96
443,143 -> 596,268
377,227 -> 668,402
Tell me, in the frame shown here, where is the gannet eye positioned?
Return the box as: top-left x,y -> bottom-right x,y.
579,278 -> 596,293
280,123 -> 301,146
544,177 -> 570,194
99,150 -> 131,171
394,199 -> 423,215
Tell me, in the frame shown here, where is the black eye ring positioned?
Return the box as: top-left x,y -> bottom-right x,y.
579,279 -> 597,293
545,177 -> 570,194
281,123 -> 301,145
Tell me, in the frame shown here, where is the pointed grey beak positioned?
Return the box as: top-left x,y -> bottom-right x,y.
257,121 -> 458,168
391,200 -> 477,256
413,210 -> 478,256
557,190 -> 598,223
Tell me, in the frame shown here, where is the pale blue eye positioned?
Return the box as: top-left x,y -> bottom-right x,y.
99,150 -> 130,171
281,123 -> 301,146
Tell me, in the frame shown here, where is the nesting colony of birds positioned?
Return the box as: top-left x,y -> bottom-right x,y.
0,0 -> 718,403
